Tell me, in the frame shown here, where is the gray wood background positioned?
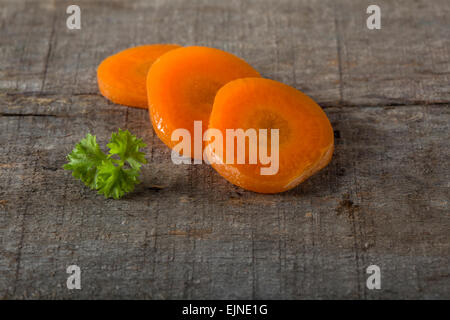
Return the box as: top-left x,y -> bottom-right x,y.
0,0 -> 449,299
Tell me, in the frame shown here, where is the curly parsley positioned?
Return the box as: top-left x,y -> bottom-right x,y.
63,129 -> 147,199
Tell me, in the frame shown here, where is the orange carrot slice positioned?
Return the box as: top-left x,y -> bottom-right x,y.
97,44 -> 181,108
147,46 -> 261,158
205,78 -> 334,193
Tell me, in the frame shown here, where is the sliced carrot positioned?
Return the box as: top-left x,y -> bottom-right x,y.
147,46 -> 261,158
205,78 -> 334,193
97,44 -> 181,109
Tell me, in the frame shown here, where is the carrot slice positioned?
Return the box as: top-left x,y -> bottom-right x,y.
97,44 -> 181,108
205,78 -> 334,193
147,46 -> 261,158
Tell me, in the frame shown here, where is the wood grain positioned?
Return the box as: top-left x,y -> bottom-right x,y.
0,0 -> 449,299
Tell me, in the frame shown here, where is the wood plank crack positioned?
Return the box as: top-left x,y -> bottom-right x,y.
334,5 -> 344,105
40,7 -> 56,93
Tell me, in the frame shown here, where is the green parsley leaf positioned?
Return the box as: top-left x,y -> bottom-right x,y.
96,160 -> 140,199
63,134 -> 108,188
107,129 -> 147,170
64,130 -> 147,199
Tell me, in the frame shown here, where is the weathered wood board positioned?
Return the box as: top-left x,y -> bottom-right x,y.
0,0 -> 449,299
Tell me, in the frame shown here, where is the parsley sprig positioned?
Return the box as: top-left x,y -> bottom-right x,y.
63,129 -> 147,199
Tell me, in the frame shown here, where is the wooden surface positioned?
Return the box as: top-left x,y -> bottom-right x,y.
0,0 -> 449,299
